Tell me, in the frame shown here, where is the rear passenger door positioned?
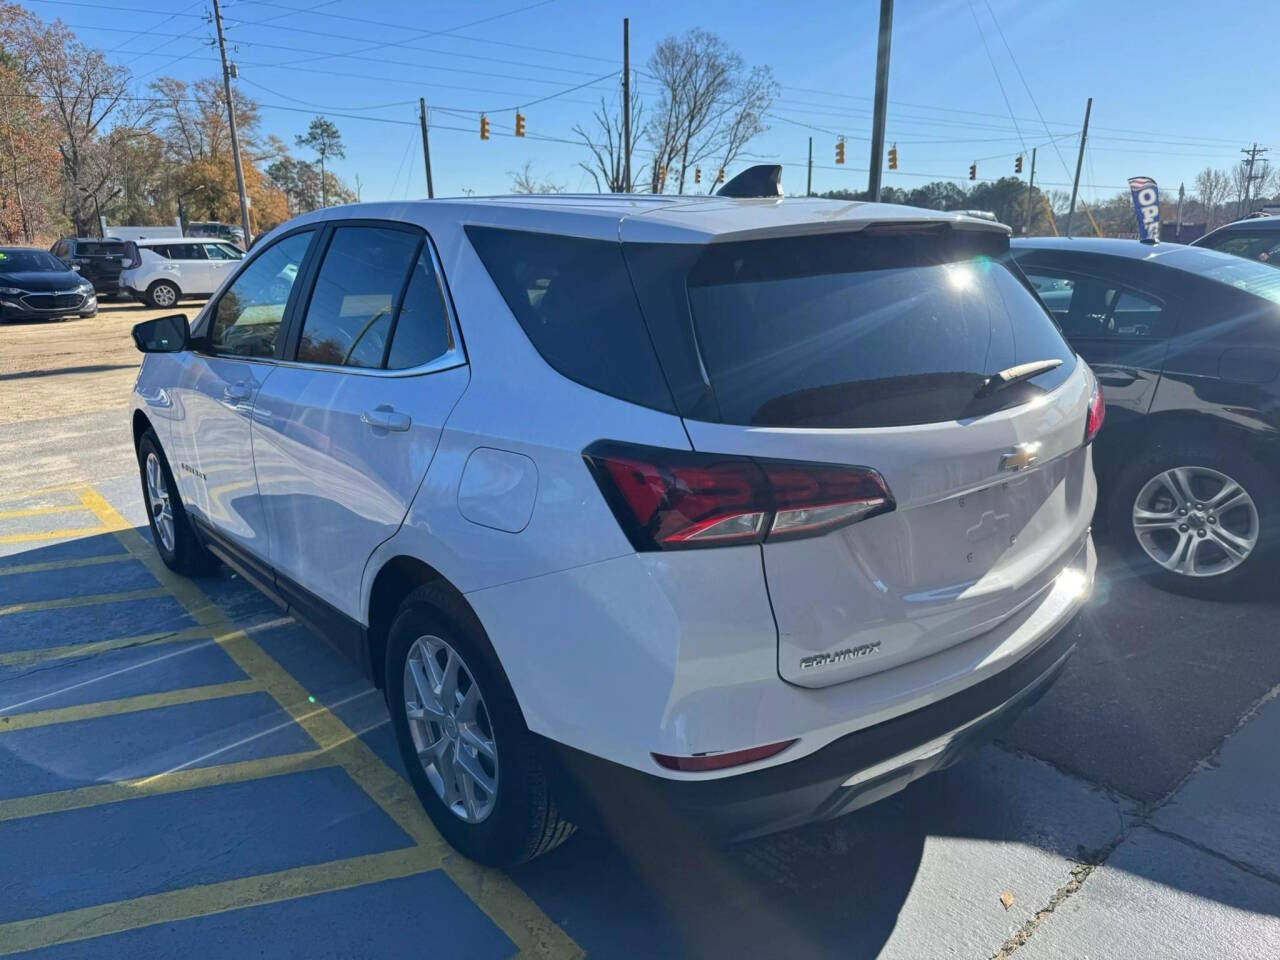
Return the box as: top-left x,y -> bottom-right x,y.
1017,257 -> 1171,421
251,220 -> 468,624
165,242 -> 213,294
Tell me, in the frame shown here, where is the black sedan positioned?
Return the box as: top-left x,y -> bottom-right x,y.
0,248 -> 98,322
1012,237 -> 1280,597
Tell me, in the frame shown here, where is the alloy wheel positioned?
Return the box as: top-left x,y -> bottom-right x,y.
144,451 -> 175,553
1132,465 -> 1259,577
152,284 -> 176,307
403,635 -> 499,823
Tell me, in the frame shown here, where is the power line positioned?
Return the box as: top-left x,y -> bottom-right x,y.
966,0 -> 1029,163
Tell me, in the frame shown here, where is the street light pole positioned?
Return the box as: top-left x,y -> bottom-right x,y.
866,0 -> 894,201
211,0 -> 252,247
622,18 -> 631,192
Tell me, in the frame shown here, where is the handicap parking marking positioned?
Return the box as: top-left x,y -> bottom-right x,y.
0,556 -> 161,607
0,552 -> 132,577
0,622 -> 235,669
0,766 -> 419,926
50,484 -> 583,959
0,677 -> 262,732
0,869 -> 519,960
0,585 -> 168,617
0,594 -> 198,652
0,691 -> 318,801
0,503 -> 91,521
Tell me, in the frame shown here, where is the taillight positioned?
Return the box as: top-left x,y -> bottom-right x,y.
653,739 -> 796,772
1085,378 -> 1105,443
584,440 -> 895,551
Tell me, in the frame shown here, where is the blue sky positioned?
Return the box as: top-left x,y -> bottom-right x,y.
27,0 -> 1278,204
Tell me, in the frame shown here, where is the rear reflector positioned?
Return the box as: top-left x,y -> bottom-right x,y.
1085,378 -> 1105,443
584,440 -> 894,551
652,739 -> 797,772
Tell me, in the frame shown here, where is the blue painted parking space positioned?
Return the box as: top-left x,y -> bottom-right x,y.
0,558 -> 160,606
0,639 -> 247,714
0,767 -> 414,924
2,595 -> 196,652
0,693 -> 317,799
6,871 -> 517,960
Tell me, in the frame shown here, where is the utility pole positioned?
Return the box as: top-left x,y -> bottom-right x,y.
1175,182 -> 1185,241
622,18 -> 631,193
1238,143 -> 1268,218
418,98 -> 435,199
1064,96 -> 1092,238
210,0 -> 251,247
807,137 -> 813,197
1022,146 -> 1037,235
866,0 -> 893,201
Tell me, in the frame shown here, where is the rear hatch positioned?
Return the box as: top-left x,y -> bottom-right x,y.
622,220 -> 1096,689
72,240 -> 125,286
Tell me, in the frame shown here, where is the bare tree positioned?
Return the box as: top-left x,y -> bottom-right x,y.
15,18 -> 140,235
1194,166 -> 1231,228
644,29 -> 778,194
508,160 -> 563,194
574,93 -> 644,193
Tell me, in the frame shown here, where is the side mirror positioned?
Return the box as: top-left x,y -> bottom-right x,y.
132,314 -> 190,353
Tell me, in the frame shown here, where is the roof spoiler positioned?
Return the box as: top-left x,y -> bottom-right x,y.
717,164 -> 783,199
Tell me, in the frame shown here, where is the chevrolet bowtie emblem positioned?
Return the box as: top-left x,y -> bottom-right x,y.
1000,442 -> 1042,472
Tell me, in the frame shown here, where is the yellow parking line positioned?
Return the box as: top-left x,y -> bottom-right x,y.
0,586 -> 167,617
0,526 -> 109,545
0,846 -> 440,957
0,623 -> 227,668
0,553 -> 133,577
0,750 -> 335,824
79,485 -> 583,959
0,480 -> 96,505
0,678 -> 262,733
0,504 -> 91,521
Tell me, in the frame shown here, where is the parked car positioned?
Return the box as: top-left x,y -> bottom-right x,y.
1190,214 -> 1280,266
185,220 -> 245,247
120,238 -> 245,308
0,247 -> 97,322
130,187 -> 1099,865
1012,237 -> 1280,596
50,236 -> 128,296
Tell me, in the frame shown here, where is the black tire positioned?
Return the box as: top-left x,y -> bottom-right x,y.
1106,440 -> 1278,599
384,583 -> 575,866
145,280 -> 180,310
136,430 -> 217,576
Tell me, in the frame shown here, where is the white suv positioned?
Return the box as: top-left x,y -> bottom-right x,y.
129,179 -> 1100,865
120,238 -> 245,308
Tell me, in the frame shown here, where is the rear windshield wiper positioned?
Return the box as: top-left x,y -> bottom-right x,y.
976,358 -> 1063,398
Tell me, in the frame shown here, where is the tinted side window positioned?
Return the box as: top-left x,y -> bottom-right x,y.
386,248 -> 453,369
170,243 -> 207,260
1023,269 -> 1166,339
296,226 -> 420,368
209,231 -> 312,358
465,226 -> 674,412
1204,233 -> 1280,263
148,245 -> 171,259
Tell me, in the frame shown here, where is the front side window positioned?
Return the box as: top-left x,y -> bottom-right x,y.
1022,268 -> 1166,339
208,231 -> 313,358
296,226 -> 421,368
204,243 -> 240,261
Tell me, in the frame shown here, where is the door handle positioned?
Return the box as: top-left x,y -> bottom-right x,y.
361,406 -> 412,432
223,382 -> 251,403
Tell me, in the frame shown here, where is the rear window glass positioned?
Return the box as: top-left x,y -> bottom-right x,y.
1162,246 -> 1280,303
75,241 -> 125,257
465,226 -> 674,412
681,231 -> 1074,428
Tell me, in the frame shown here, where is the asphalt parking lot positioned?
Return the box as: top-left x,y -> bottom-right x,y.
1,301 -> 1278,958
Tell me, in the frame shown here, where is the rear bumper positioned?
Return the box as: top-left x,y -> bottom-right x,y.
543,588 -> 1081,844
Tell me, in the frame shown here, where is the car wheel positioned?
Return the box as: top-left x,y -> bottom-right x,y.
1107,441 -> 1277,598
136,430 -> 217,576
78,310 -> 97,319
146,280 -> 180,310
385,583 -> 575,866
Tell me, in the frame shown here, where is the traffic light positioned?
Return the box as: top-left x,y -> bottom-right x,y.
968,162 -> 976,181
479,115 -> 490,140
694,167 -> 701,184
888,144 -> 898,170
835,137 -> 845,165
716,168 -> 725,184
514,111 -> 525,137
658,165 -> 667,190
1015,154 -> 1023,174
